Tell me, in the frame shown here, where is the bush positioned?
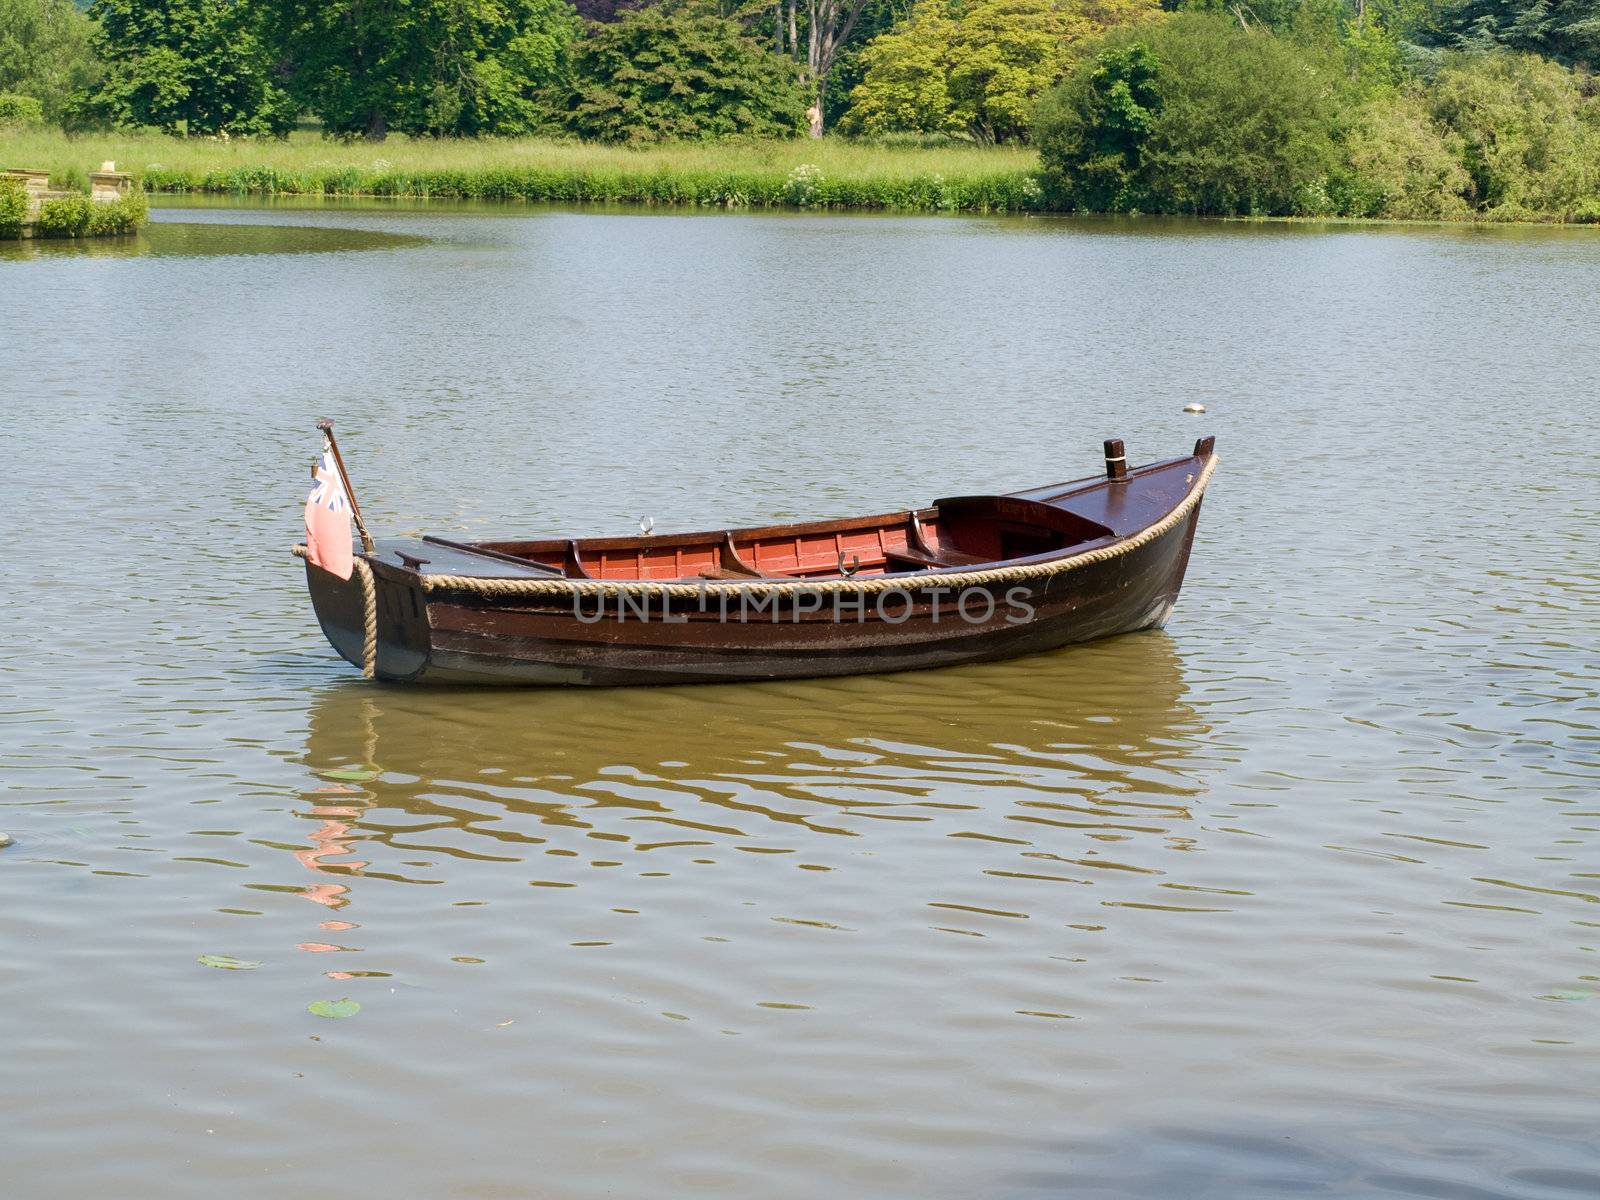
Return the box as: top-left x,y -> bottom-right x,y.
1035,13 -> 1349,215
1328,93 -> 1473,218
0,175 -> 28,238
1425,51 -> 1600,219
88,188 -> 146,234
33,190 -> 147,236
564,10 -> 807,143
35,193 -> 93,236
0,92 -> 46,126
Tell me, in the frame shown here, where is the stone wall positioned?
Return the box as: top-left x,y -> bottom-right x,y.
4,165 -> 136,237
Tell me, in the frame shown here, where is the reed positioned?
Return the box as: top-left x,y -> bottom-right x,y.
0,130 -> 1045,212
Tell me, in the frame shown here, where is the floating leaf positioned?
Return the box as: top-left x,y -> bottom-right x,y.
308,997 -> 361,1019
1547,989 -> 1598,1001
198,954 -> 261,971
322,766 -> 380,783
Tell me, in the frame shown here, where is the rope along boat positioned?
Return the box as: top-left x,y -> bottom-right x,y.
296,435 -> 1217,686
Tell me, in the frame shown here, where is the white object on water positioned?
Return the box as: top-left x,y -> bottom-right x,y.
0,833 -> 12,848
1183,403 -> 1207,414
639,515 -> 654,535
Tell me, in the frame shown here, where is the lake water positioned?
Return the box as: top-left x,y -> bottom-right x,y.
2,201 -> 1597,1198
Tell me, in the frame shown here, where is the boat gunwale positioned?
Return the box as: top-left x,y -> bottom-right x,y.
370,451 -> 1213,592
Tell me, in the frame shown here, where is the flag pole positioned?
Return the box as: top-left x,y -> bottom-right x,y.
317,419 -> 376,554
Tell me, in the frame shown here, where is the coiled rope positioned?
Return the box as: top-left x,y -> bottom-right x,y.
293,547 -> 379,677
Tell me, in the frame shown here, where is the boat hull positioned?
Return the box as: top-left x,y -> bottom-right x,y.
304,494 -> 1206,687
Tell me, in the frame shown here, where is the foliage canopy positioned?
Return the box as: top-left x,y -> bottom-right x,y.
1035,12 -> 1349,213
1425,50 -> 1600,216
1423,0 -> 1600,68
564,8 -> 808,143
843,0 -> 1162,142
73,0 -> 294,135
267,0 -> 581,138
0,0 -> 99,122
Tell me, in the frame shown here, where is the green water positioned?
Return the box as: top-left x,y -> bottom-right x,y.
1,200 -> 1596,1199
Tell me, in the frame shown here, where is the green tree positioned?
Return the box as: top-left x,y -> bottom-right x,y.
1029,42 -> 1161,207
817,0 -> 914,129
0,0 -> 100,122
564,8 -> 808,142
268,0 -> 581,139
72,0 -> 294,134
1181,0 -> 1434,92
1035,12 -> 1349,212
1424,0 -> 1599,68
1332,92 -> 1473,217
842,0 -> 1163,142
1426,50 -> 1600,216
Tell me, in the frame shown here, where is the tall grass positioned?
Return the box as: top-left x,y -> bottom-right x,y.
0,130 -> 1046,212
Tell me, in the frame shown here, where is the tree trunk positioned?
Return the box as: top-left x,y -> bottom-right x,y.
804,0 -> 867,137
364,110 -> 388,142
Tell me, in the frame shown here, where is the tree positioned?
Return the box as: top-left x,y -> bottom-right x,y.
800,0 -> 872,134
1423,0 -> 1599,69
267,0 -> 581,139
1035,12 -> 1349,212
1030,42 -> 1162,205
815,0 -> 913,128
0,0 -> 100,122
72,0 -> 293,134
843,0 -> 1163,142
1425,50 -> 1600,215
1333,92 -> 1473,218
564,8 -> 808,141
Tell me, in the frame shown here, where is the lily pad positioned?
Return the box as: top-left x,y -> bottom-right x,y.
198,954 -> 261,970
1547,989 -> 1598,1001
308,997 -> 361,1019
322,766 -> 380,783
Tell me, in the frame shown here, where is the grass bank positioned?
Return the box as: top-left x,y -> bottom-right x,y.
0,130 -> 1044,212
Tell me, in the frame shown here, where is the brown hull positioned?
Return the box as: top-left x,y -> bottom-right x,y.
303,443 -> 1214,687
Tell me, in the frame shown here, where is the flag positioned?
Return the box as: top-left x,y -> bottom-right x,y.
304,441 -> 354,580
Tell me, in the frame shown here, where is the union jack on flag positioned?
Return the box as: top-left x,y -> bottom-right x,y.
308,446 -> 350,513
304,439 -> 354,580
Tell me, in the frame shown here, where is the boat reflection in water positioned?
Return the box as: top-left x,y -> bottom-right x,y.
294,632 -> 1210,898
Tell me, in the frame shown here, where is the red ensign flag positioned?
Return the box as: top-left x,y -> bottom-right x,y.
304,442 -> 354,580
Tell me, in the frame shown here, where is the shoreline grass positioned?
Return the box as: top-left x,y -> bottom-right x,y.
0,130 -> 1045,212
4,130 -> 1595,222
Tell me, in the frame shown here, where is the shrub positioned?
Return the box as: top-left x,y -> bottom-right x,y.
0,92 -> 46,126
564,10 -> 807,143
35,193 -> 94,236
33,190 -> 147,236
1331,93 -> 1473,219
1425,51 -> 1600,219
87,188 -> 147,234
1035,13 -> 1349,215
0,175 -> 28,238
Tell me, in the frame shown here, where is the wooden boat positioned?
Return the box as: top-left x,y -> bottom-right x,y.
299,436 -> 1216,686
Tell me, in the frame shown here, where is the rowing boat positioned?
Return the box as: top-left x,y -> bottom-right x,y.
298,436 -> 1216,686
